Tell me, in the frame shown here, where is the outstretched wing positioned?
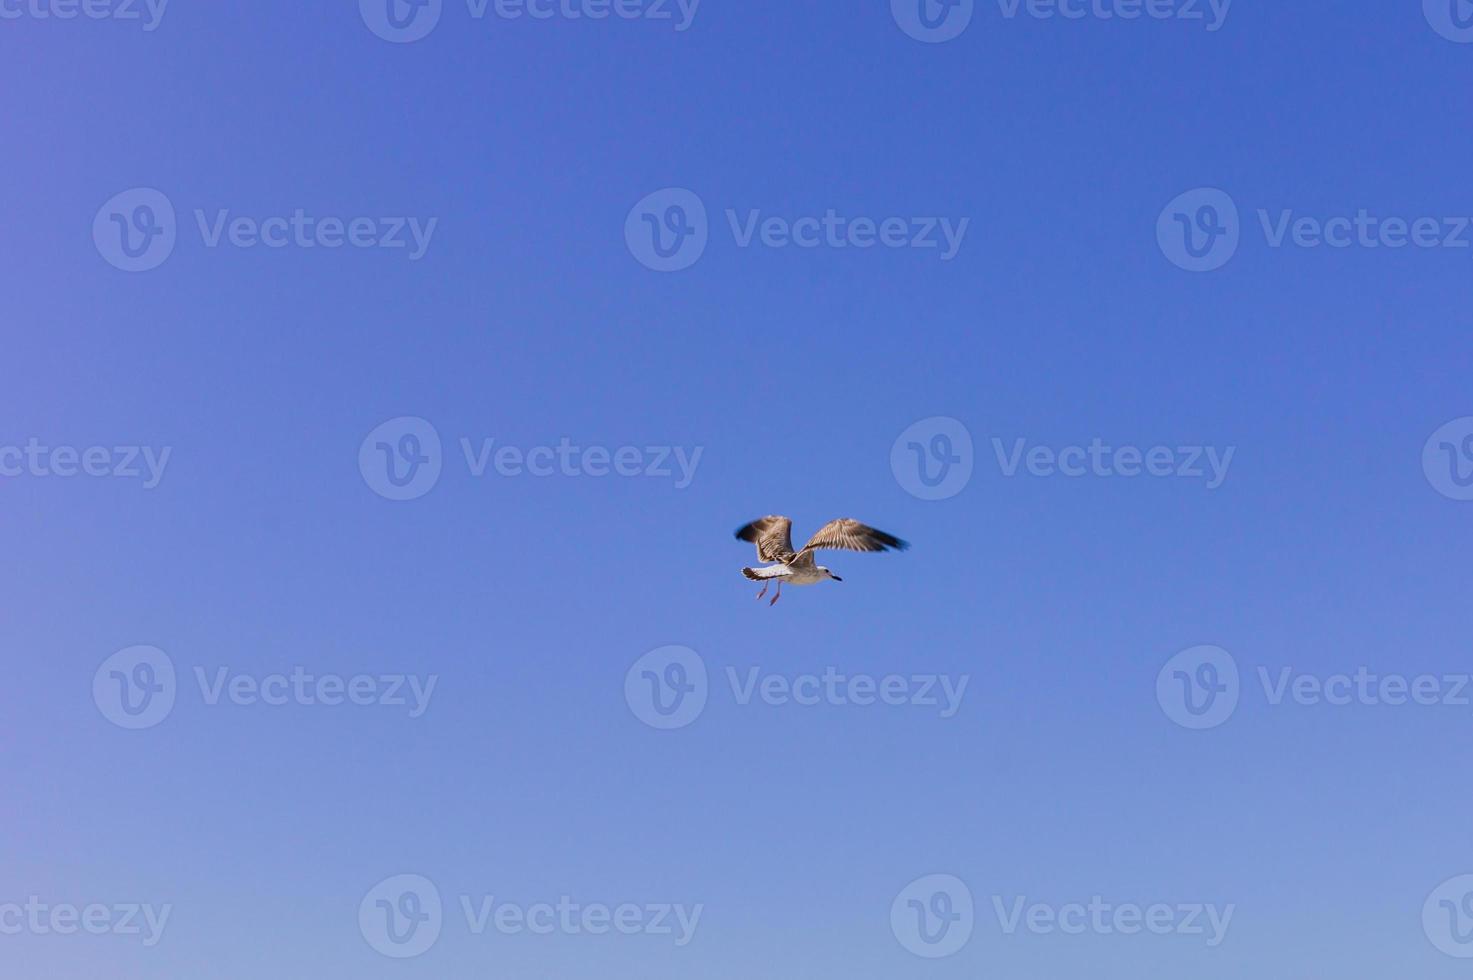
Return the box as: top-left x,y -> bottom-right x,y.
734,516 -> 797,563
800,518 -> 908,556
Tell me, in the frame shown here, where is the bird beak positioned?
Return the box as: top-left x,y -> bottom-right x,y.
831,575 -> 843,582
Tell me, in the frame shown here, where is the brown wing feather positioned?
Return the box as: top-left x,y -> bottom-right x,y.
734,516 -> 797,563
800,518 -> 909,555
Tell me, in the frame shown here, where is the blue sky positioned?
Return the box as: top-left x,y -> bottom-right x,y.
5,2 -> 1473,977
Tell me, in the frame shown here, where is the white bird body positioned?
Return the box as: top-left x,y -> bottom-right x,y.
734,515 -> 908,605
743,563 -> 826,585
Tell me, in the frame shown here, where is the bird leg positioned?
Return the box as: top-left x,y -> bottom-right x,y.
768,579 -> 783,606
755,580 -> 769,600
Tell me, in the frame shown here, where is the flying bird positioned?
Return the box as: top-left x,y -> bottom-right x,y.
734,516 -> 909,605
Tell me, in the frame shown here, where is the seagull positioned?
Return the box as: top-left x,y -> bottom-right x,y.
734,516 -> 909,605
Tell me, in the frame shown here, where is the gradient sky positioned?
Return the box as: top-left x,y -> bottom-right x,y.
6,2 -> 1473,978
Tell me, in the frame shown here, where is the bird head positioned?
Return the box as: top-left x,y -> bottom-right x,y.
819,566 -> 842,582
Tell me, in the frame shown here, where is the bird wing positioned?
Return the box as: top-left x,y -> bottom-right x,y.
800,518 -> 909,556
734,516 -> 797,563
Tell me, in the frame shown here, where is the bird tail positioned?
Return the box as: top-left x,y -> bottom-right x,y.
742,567 -> 762,581
743,565 -> 787,580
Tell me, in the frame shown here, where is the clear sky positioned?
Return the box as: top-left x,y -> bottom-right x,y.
6,2 -> 1473,978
